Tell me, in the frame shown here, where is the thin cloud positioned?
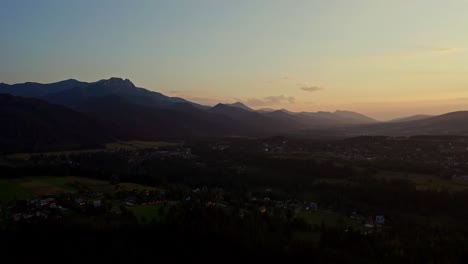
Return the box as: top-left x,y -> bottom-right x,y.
431,47 -> 461,53
353,46 -> 463,62
264,95 -> 296,104
301,86 -> 323,92
244,95 -> 296,107
265,75 -> 295,84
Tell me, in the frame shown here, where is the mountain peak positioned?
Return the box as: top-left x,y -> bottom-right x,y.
212,103 -> 254,114
333,110 -> 378,123
226,102 -> 253,111
334,110 -> 361,115
63,78 -> 80,82
279,108 -> 294,114
99,77 -> 135,88
256,108 -> 275,113
213,103 -> 233,107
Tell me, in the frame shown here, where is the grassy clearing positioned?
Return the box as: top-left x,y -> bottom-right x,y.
315,178 -> 355,186
376,171 -> 468,192
7,149 -> 102,160
14,176 -> 108,195
0,176 -> 160,202
297,211 -> 359,228
292,231 -> 321,244
315,170 -> 468,193
119,183 -> 159,192
0,180 -> 33,202
127,204 -> 165,224
105,141 -> 178,150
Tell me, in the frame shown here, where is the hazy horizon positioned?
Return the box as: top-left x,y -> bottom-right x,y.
2,0 -> 468,119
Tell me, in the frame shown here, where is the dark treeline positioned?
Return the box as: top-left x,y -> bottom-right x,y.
2,202 -> 467,263
3,205 -> 467,263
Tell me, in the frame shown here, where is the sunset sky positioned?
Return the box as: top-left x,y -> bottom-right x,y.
1,0 -> 468,120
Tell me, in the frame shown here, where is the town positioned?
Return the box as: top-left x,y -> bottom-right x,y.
2,136 -> 468,261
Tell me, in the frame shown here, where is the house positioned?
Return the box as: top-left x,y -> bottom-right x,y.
74,197 -> 84,205
93,200 -> 102,208
308,202 -> 318,211
375,215 -> 385,225
364,215 -> 375,228
40,197 -> 55,206
350,211 -> 364,220
125,198 -> 136,206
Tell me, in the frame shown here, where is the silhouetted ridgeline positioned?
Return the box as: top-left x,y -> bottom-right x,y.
2,78 -> 468,153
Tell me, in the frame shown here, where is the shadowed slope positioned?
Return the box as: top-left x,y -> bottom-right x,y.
0,93 -> 111,153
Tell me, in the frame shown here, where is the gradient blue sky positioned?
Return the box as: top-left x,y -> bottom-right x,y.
2,0 -> 468,119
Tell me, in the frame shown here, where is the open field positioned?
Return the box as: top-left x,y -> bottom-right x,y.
105,141 -> 179,150
127,204 -> 165,224
297,210 -> 360,228
0,176 -> 159,202
313,170 -> 468,193
119,183 -> 159,192
0,180 -> 33,202
376,171 -> 468,192
6,140 -> 180,160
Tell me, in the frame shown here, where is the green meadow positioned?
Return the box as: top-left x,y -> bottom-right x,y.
0,176 -> 158,202
7,140 -> 180,160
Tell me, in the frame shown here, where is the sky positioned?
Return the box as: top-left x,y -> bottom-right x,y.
1,0 -> 468,120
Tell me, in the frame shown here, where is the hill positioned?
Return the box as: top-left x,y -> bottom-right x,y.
389,114 -> 433,123
77,96 -> 245,139
0,93 -> 111,153
46,77 -> 196,109
0,79 -> 88,98
225,102 -> 253,111
341,111 -> 468,136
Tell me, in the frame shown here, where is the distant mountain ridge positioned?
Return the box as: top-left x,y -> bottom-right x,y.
3,77 -> 468,152
388,114 -> 434,123
46,78 -> 198,109
295,110 -> 378,125
332,111 -> 468,137
0,78 -> 199,109
0,78 -> 378,130
0,78 -> 377,123
0,79 -> 88,98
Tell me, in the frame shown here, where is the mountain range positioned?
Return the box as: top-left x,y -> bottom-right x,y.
1,77 -> 467,152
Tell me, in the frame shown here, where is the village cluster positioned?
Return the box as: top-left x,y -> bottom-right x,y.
2,181 -> 386,234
